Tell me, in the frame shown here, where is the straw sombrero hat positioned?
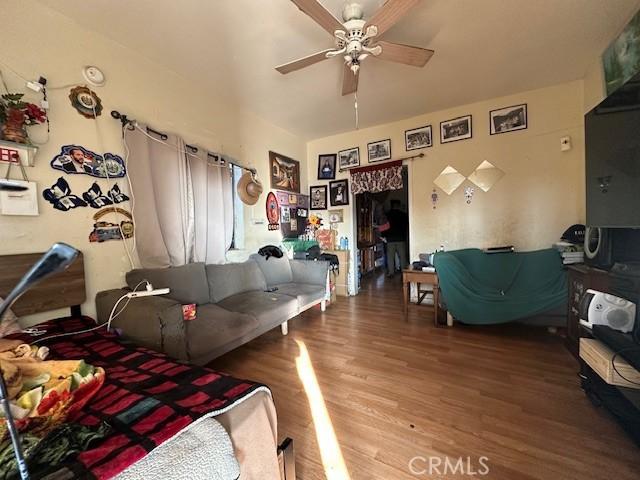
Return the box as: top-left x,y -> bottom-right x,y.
237,171 -> 263,205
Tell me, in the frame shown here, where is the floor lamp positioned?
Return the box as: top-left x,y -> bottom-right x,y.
0,242 -> 79,480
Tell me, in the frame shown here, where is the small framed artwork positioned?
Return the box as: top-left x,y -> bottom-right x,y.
329,179 -> 349,206
489,104 -> 527,135
338,147 -> 360,171
367,139 -> 391,163
317,153 -> 337,180
269,151 -> 300,193
328,209 -> 344,223
440,115 -> 472,144
405,125 -> 432,151
310,185 -> 327,210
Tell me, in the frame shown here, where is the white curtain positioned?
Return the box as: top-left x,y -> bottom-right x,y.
187,147 -> 233,264
125,125 -> 232,268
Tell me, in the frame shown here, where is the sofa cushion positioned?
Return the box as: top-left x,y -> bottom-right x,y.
206,262 -> 267,303
249,254 -> 293,287
218,292 -> 298,329
185,304 -> 259,360
126,263 -> 209,305
274,283 -> 325,309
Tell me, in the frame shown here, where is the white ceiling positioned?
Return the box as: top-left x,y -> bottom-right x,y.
40,0 -> 640,140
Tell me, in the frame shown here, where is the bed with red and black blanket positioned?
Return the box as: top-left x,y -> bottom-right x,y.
7,316 -> 278,480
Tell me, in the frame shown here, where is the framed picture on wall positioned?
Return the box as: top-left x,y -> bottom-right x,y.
269,151 -> 300,193
489,104 -> 527,135
317,153 -> 337,180
310,185 -> 327,210
440,115 -> 472,143
329,179 -> 349,206
367,139 -> 391,163
405,125 -> 432,150
338,147 -> 360,171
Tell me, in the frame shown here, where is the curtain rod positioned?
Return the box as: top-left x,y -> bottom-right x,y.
111,110 -> 257,175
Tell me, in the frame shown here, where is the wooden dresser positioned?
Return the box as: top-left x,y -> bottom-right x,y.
325,249 -> 350,296
566,265 -> 610,358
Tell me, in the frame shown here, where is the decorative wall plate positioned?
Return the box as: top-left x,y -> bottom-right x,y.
69,86 -> 103,119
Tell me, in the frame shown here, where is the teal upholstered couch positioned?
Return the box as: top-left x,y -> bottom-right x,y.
433,248 -> 568,326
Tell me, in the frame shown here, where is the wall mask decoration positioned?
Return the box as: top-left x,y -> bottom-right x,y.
266,191 -> 280,231
82,182 -> 113,209
269,151 -> 300,193
42,177 -> 87,211
68,86 -> 103,119
89,207 -> 134,242
464,186 -> 475,204
50,145 -> 126,178
468,160 -> 505,192
433,166 -> 465,195
431,189 -> 439,209
107,184 -> 130,204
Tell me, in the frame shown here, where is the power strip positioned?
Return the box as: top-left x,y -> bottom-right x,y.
126,288 -> 170,298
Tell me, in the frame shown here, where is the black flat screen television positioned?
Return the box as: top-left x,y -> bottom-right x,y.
585,71 -> 640,227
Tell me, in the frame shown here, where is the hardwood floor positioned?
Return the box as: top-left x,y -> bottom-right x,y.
212,273 -> 640,479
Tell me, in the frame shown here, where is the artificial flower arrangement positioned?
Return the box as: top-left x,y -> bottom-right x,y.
0,93 -> 47,144
308,213 -> 323,231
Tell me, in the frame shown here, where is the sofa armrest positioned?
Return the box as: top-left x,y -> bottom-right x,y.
290,260 -> 329,286
95,288 -> 188,361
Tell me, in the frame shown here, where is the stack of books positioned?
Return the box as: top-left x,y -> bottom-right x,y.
553,241 -> 584,265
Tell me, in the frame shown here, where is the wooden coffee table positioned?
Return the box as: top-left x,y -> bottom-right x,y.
402,269 -> 440,325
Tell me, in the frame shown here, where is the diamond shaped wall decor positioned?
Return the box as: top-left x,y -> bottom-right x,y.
433,166 -> 465,195
467,160 -> 505,192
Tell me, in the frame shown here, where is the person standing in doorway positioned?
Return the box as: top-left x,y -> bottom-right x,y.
384,199 -> 408,277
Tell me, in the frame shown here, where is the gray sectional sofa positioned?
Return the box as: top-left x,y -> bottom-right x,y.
96,255 -> 329,365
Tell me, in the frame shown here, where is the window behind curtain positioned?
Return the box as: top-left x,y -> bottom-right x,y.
230,164 -> 245,250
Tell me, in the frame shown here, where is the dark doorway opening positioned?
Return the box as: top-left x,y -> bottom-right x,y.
355,166 -> 409,290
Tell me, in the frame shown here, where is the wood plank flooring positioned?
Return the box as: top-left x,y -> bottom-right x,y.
212,273 -> 639,479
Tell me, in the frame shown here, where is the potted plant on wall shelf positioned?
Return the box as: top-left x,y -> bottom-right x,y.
0,93 -> 46,144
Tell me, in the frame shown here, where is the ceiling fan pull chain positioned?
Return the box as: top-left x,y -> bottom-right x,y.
354,92 -> 359,130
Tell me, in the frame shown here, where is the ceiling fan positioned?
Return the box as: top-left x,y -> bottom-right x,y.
275,0 -> 434,96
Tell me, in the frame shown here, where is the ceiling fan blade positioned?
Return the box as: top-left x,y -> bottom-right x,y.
276,49 -> 334,74
290,0 -> 344,35
365,0 -> 420,37
375,40 -> 434,67
342,64 -> 359,96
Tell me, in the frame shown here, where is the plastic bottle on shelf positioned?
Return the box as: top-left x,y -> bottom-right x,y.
344,237 -> 349,251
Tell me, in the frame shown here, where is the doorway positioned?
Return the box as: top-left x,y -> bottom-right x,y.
355,166 -> 409,290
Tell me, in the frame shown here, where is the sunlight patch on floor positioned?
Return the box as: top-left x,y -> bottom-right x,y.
295,339 -> 351,480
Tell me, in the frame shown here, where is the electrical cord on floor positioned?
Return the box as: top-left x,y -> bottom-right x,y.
32,280 -> 149,344
611,346 -> 640,386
